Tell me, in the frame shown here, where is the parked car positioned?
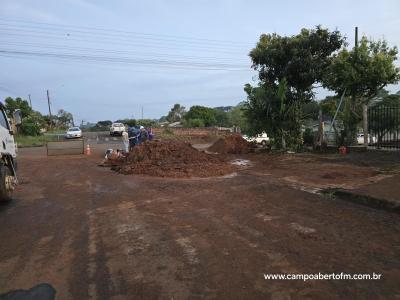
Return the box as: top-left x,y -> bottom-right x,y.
242,132 -> 270,146
65,127 -> 82,139
110,123 -> 126,136
357,133 -> 377,145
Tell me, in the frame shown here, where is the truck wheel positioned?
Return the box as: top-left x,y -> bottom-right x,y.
0,165 -> 14,202
261,140 -> 267,147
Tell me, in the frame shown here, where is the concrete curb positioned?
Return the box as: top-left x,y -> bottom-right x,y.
322,188 -> 400,213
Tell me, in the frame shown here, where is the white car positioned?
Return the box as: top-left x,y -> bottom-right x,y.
242,132 -> 270,146
110,123 -> 126,136
65,127 -> 82,139
357,133 -> 376,145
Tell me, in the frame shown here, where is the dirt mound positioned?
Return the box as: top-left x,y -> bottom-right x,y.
105,140 -> 233,178
208,134 -> 254,154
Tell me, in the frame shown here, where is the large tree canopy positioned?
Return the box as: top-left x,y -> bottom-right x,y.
322,37 -> 399,145
4,97 -> 33,118
3,97 -> 45,135
56,109 -> 74,128
245,26 -> 345,148
166,103 -> 186,123
323,37 -> 399,100
250,26 -> 344,102
184,105 -> 216,127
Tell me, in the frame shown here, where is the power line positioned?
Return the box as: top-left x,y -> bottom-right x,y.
0,53 -> 254,76
0,49 -> 249,71
0,20 -> 254,71
0,30 -> 247,55
0,24 -> 249,50
0,40 -> 250,63
0,18 -> 253,46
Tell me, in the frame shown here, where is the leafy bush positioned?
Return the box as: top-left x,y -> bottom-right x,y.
303,128 -> 314,146
20,122 -> 41,136
163,128 -> 174,135
184,106 -> 216,127
137,119 -> 157,128
19,113 -> 44,136
186,118 -> 205,128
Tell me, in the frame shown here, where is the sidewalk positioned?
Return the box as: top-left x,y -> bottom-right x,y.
332,174 -> 400,212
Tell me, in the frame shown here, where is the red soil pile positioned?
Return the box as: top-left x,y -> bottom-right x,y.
208,134 -> 254,154
106,140 -> 233,178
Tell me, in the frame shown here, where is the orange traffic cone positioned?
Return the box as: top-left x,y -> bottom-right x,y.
86,144 -> 91,155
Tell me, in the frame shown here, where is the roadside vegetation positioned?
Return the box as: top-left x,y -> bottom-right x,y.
3,26 -> 399,151
15,134 -> 58,148
244,26 -> 399,150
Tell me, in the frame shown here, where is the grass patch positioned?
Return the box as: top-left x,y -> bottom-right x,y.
15,135 -> 58,148
45,129 -> 67,134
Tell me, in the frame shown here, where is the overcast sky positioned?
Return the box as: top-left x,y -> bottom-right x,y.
0,0 -> 399,124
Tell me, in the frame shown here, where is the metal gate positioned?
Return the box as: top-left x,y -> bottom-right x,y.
368,104 -> 400,149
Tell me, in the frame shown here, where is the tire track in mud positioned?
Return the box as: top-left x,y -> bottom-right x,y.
85,200 -> 196,299
4,150 -> 400,299
0,161 -> 83,298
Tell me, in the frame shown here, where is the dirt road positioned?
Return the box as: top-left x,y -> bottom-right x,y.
0,147 -> 399,299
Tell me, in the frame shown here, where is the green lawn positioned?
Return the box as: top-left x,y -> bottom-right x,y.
15,135 -> 59,148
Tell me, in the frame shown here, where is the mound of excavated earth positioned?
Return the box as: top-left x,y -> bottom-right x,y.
207,134 -> 255,154
106,140 -> 234,178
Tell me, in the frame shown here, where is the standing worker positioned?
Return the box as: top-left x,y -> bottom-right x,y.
148,127 -> 154,141
128,126 -> 138,151
138,126 -> 148,144
122,130 -> 129,152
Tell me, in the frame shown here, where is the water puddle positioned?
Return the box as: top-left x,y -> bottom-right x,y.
230,159 -> 251,167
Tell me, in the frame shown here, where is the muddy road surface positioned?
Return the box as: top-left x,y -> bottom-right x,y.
0,147 -> 399,299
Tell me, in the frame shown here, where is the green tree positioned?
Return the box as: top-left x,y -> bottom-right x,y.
96,120 -> 112,127
137,119 -> 157,128
245,26 -> 344,149
213,108 -> 231,127
323,37 -> 400,144
4,97 -> 33,118
4,97 -> 45,135
166,104 -> 186,123
56,109 -> 74,128
159,115 -> 167,123
20,111 -> 45,136
116,119 -> 137,127
184,105 -> 216,127
245,79 -> 304,148
302,101 -> 320,121
186,118 -> 205,128
229,103 -> 248,132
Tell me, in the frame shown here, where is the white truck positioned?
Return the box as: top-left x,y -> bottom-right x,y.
242,132 -> 270,146
0,104 -> 21,202
110,123 -> 126,136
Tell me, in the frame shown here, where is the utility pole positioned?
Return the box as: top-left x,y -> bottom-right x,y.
318,108 -> 324,149
141,106 -> 143,120
47,89 -> 53,129
28,94 -> 32,108
355,26 -> 358,52
354,26 -> 368,147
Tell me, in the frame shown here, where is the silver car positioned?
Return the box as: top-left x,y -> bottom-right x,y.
65,127 -> 82,139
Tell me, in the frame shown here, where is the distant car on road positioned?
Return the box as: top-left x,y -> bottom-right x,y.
110,123 -> 126,136
65,127 -> 82,139
242,132 -> 270,146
